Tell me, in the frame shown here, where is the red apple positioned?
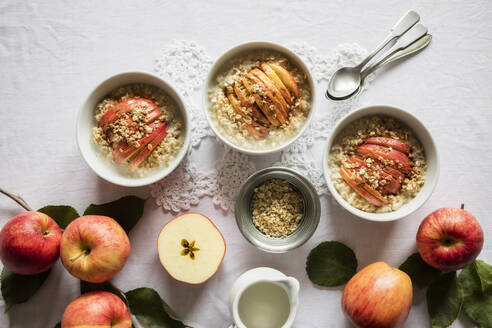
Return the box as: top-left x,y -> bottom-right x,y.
0,211 -> 62,275
417,206 -> 483,271
342,262 -> 413,328
60,215 -> 130,283
62,291 -> 132,328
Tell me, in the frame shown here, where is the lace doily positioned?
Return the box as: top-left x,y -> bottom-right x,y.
151,40 -> 373,212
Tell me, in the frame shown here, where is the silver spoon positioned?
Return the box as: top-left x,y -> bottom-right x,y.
326,10 -> 421,100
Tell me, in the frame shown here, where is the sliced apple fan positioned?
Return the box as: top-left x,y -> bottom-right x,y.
98,97 -> 167,170
341,137 -> 413,207
224,62 -> 301,137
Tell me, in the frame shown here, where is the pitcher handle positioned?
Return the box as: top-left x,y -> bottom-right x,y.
284,277 -> 300,308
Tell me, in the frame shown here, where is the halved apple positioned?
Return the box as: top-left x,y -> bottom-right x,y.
268,63 -> 300,98
157,213 -> 226,284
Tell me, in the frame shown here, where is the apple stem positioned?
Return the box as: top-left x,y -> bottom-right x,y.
461,203 -> 464,210
0,188 -> 33,212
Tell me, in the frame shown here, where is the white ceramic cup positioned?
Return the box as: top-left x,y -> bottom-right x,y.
228,267 -> 300,328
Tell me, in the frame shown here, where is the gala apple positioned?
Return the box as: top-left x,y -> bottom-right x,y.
60,215 -> 130,283
417,206 -> 483,271
0,211 -> 62,275
342,262 -> 413,328
61,291 -> 132,328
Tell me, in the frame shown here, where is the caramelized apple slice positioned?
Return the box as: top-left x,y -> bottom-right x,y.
383,166 -> 406,181
241,78 -> 280,126
226,87 -> 248,118
145,108 -> 162,124
349,154 -> 406,180
268,63 -> 300,98
98,108 -> 118,130
242,124 -> 266,138
246,73 -> 288,125
364,137 -> 410,154
362,183 -> 389,204
233,84 -> 270,126
226,88 -> 265,138
250,68 -> 290,114
113,122 -> 166,164
380,178 -> 401,195
99,98 -> 158,130
357,144 -> 412,174
261,63 -> 293,105
128,123 -> 168,170
339,167 -> 383,207
347,156 -> 401,195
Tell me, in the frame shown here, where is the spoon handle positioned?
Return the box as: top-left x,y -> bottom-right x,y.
358,10 -> 420,69
361,34 -> 432,78
361,24 -> 429,79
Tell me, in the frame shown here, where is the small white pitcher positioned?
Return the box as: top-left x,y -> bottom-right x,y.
228,267 -> 300,328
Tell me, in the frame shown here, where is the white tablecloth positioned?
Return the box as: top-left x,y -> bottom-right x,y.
1,1 -> 491,327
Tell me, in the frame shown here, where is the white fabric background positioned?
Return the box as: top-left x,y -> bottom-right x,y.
1,1 -> 491,327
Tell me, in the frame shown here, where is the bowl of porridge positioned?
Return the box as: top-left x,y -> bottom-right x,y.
77,71 -> 190,187
204,41 -> 316,155
323,105 -> 439,221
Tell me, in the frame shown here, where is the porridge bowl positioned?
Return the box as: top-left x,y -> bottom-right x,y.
203,41 -> 316,155
77,71 -> 190,187
323,105 -> 439,222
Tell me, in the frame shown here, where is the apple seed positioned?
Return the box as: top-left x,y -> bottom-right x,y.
180,238 -> 200,260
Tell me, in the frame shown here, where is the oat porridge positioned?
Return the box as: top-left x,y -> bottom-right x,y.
92,84 -> 183,175
251,179 -> 304,238
208,51 -> 311,150
329,115 -> 427,213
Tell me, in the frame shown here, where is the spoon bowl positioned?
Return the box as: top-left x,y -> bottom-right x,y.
326,66 -> 361,100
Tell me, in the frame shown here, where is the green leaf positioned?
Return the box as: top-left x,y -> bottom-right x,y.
83,196 -> 146,234
399,253 -> 441,289
125,287 -> 189,328
1,268 -> 51,311
80,280 -> 128,305
475,260 -> 492,295
426,271 -> 462,328
306,241 -> 357,287
53,322 -> 61,328
38,205 -> 79,229
458,261 -> 492,328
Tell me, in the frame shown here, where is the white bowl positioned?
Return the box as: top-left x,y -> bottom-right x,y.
323,105 -> 439,221
76,71 -> 190,187
203,41 -> 316,156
